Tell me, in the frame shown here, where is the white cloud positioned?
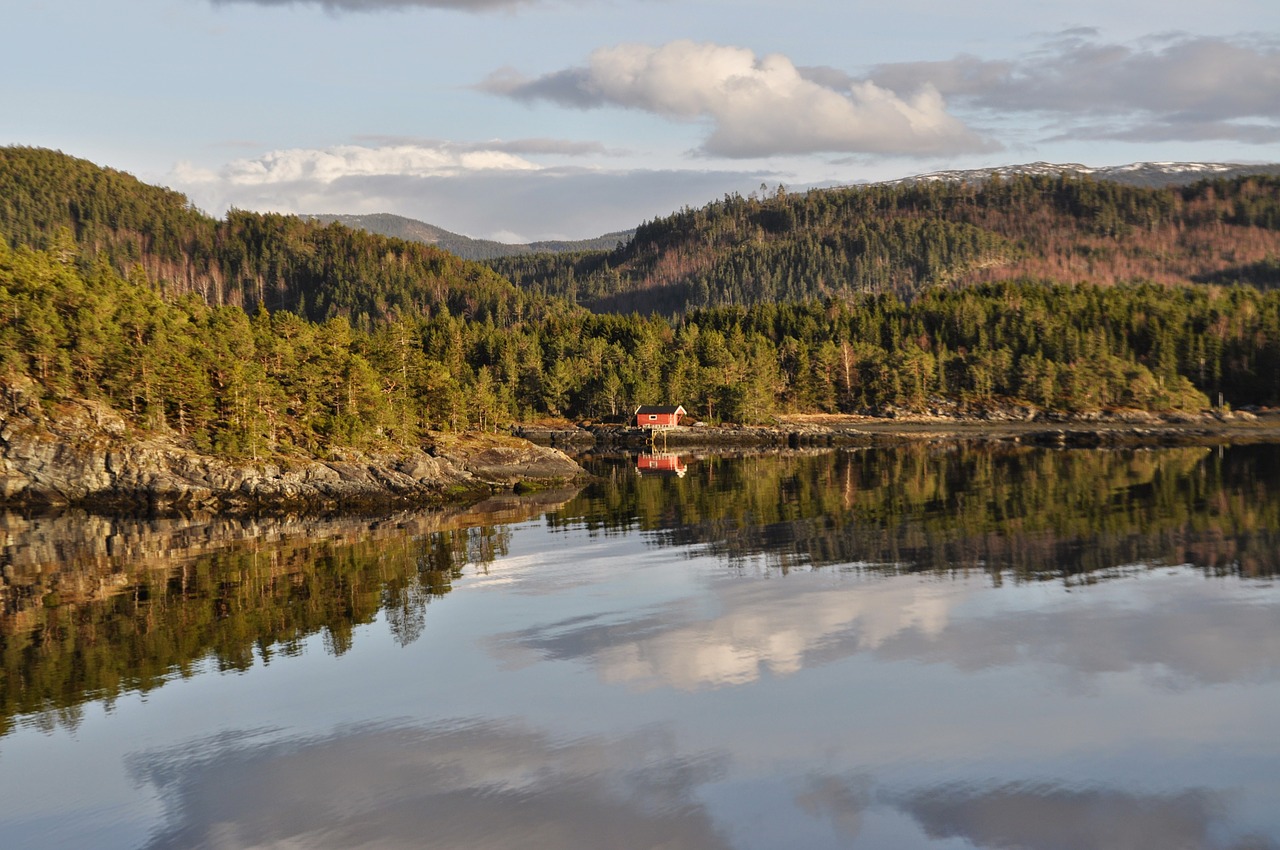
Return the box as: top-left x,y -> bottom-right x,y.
482,40 -> 999,158
198,143 -> 539,187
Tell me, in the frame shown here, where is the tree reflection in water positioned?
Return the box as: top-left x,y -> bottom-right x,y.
4,443 -> 1280,738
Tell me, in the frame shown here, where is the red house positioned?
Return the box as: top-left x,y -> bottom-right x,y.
634,405 -> 686,429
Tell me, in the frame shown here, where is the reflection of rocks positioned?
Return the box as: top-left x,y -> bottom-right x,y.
127,721 -> 730,850
0,400 -> 583,512
0,487 -> 580,618
0,495 -> 592,736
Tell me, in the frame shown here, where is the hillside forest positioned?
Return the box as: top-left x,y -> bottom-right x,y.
2,146 -> 1280,459
491,174 -> 1280,313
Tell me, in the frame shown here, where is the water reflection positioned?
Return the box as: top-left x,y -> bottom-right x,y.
6,445 -> 1280,737
558,445 -> 1280,580
121,720 -> 1279,850
127,721 -> 729,850
112,716 -> 1280,850
0,490 -> 577,737
635,452 -> 688,477
889,782 -> 1271,850
492,566 -> 1280,692
1,445 -> 1279,849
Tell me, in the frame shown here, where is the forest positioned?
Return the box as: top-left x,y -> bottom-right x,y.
491,174 -> 1280,313
3,145 -> 1280,458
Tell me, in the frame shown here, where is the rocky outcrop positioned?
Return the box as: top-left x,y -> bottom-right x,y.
427,432 -> 585,491
510,424 -> 596,449
0,398 -> 584,513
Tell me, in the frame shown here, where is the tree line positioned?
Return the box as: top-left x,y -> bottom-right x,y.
8,236 -> 1280,459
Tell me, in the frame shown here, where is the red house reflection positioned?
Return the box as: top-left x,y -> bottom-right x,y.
635,452 -> 688,478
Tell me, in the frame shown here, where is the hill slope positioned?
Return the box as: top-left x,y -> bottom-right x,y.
490,165 -> 1280,314
0,146 -> 559,328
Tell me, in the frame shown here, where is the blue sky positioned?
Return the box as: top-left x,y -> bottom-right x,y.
6,0 -> 1279,241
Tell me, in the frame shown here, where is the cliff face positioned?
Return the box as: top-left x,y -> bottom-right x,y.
0,396 -> 583,513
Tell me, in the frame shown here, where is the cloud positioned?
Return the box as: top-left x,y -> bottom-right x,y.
481,40 -> 999,158
209,0 -> 533,12
870,33 -> 1280,144
166,143 -> 782,241
208,143 -> 541,184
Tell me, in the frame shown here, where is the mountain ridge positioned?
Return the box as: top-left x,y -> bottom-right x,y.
875,161 -> 1280,190
488,162 -> 1280,314
305,212 -> 633,261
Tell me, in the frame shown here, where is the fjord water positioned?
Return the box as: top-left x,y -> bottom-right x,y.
2,444 -> 1278,849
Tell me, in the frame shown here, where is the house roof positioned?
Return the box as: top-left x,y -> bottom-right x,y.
635,405 -> 685,415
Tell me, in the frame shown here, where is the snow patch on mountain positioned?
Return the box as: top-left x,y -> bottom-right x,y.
876,161 -> 1280,189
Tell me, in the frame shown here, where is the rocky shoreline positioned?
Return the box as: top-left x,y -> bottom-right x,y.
515,408 -> 1280,450
6,399 -> 1280,515
0,400 -> 585,514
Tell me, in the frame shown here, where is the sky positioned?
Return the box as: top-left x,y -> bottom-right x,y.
5,0 -> 1280,242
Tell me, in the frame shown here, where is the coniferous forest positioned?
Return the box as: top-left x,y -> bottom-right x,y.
3,145 -> 1280,459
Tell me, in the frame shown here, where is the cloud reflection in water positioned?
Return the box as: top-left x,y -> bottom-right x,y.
891,781 -> 1277,850
491,568 -> 1280,692
128,721 -> 730,850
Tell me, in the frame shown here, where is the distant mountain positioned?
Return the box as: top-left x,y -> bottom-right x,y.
306,212 -> 633,261
879,161 -> 1280,190
490,163 -> 1280,314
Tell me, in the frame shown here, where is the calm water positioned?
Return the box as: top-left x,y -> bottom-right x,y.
2,444 -> 1279,849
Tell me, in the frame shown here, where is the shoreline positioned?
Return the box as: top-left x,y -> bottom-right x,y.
6,402 -> 1280,516
518,409 -> 1280,450
0,401 -> 586,515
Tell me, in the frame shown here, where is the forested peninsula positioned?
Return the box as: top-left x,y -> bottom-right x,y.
2,146 -> 1280,509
